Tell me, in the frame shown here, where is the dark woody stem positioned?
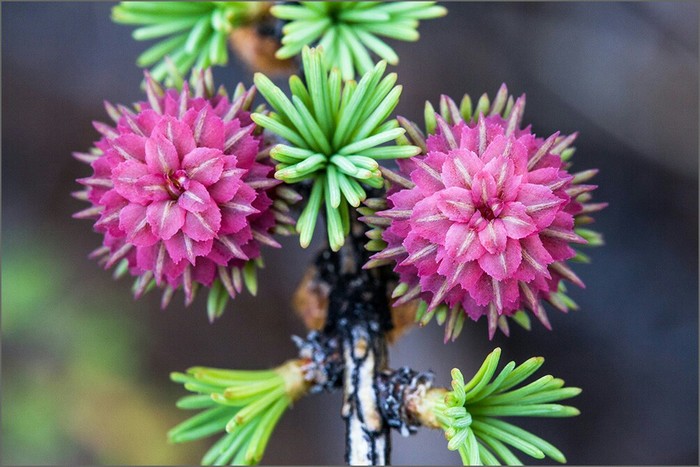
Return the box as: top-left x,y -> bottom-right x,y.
313,220 -> 393,465
296,212 -> 439,465
341,316 -> 390,464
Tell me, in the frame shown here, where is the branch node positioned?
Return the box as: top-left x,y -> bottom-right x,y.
377,367 -> 435,437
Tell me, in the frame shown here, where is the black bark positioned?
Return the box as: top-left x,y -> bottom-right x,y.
314,223 -> 394,465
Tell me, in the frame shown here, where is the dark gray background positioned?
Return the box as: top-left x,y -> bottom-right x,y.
3,2 -> 698,465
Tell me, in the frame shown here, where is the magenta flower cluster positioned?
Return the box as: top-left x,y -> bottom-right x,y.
75,75 -> 280,304
373,97 -> 593,337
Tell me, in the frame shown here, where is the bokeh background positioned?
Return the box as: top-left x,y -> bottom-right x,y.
2,2 -> 698,465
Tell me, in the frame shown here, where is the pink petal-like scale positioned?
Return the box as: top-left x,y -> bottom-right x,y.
370,108 -> 600,335
75,76 -> 282,305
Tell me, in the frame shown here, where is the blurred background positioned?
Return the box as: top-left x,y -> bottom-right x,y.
2,2 -> 697,465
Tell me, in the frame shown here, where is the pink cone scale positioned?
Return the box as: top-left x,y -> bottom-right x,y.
365,86 -> 605,340
74,71 -> 288,309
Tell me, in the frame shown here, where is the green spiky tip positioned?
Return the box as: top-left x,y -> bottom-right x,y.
112,2 -> 266,86
169,362 -> 305,465
252,46 -> 420,252
271,1 -> 447,79
205,260 -> 261,323
431,348 -> 581,466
